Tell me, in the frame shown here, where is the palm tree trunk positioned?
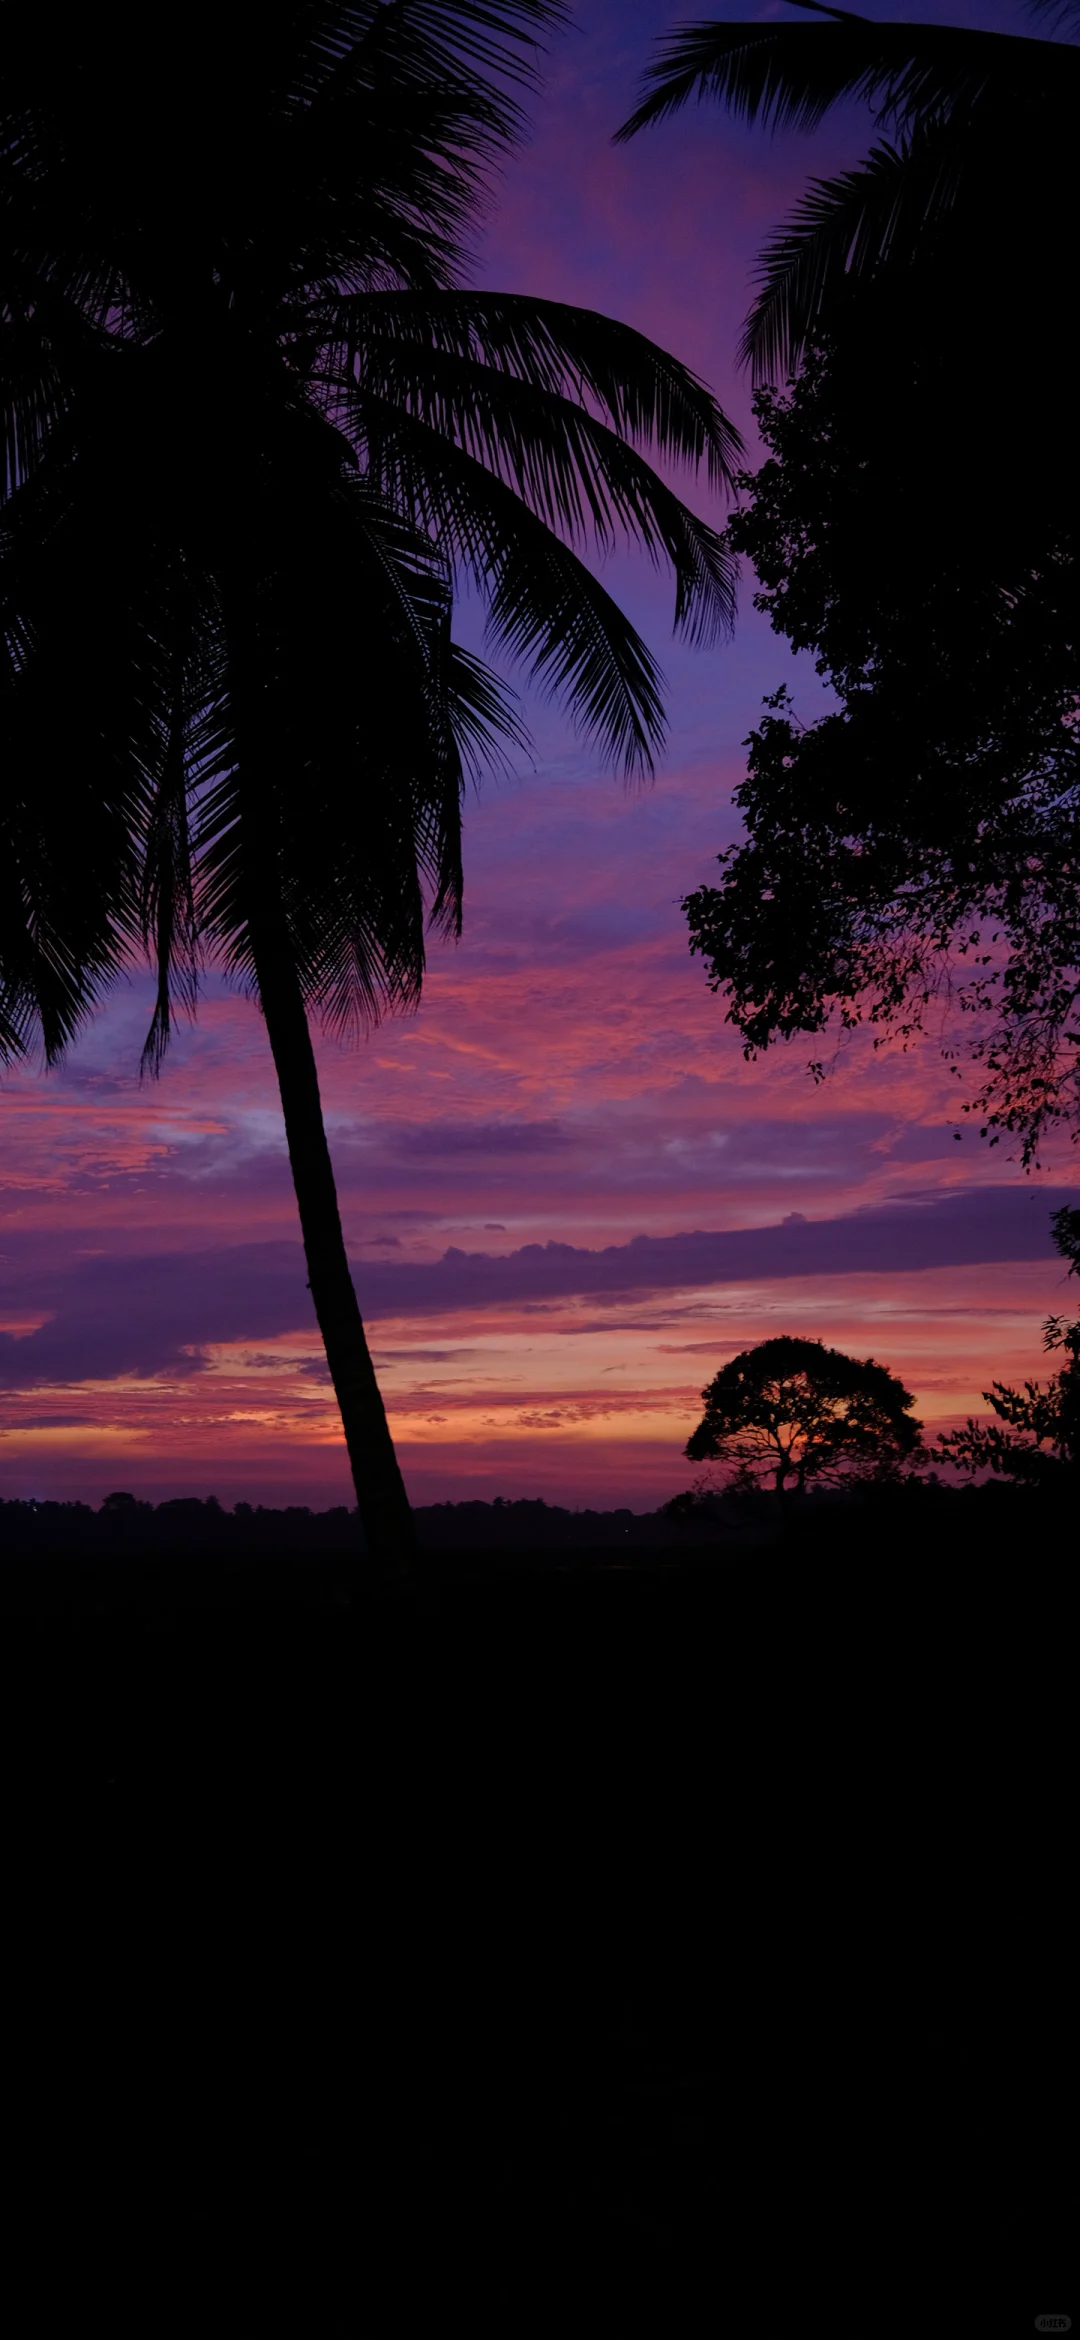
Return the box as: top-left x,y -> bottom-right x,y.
222,568 -> 415,1572
248,917 -> 416,1569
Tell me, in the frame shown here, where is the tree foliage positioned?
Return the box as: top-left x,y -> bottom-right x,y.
683,322 -> 1080,1160
684,1334 -> 922,1494
935,1205 -> 1080,1482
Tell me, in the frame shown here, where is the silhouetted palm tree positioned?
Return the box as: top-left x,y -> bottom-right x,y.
1,4 -> 740,1564
617,0 -> 1080,381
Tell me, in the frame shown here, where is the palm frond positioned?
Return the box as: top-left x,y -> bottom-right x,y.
348,392 -> 671,767
0,465 -> 155,1063
0,270 -> 79,505
291,1 -> 566,107
614,12 -> 1076,144
187,480 -> 507,1035
741,124 -> 965,381
237,2 -> 571,297
331,290 -> 742,489
335,342 -> 736,637
138,631 -> 206,1077
444,640 -> 527,785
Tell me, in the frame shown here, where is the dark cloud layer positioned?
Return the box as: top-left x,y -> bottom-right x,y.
0,1186 -> 1072,1390
393,1119 -> 568,1157
353,1184 -> 1074,1314
0,1244 -> 316,1388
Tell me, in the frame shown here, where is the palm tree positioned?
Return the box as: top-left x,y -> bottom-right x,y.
616,0 -> 1080,382
1,3 -> 741,1566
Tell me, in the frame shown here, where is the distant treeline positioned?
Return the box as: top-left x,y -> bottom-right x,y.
0,1491 -> 715,1559
0,1478 -> 1044,1570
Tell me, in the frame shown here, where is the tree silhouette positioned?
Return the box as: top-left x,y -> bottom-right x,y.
619,6 -> 1080,1160
0,5 -> 740,1565
679,338 -> 1080,1159
684,1335 -> 922,1495
935,1206 -> 1080,1484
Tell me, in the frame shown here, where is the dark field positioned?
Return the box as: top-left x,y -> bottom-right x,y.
2,1496 -> 1071,2329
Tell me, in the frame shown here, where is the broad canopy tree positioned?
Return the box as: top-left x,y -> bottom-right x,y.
619,2 -> 1080,1161
684,1335 -> 922,1495
0,3 -> 741,1564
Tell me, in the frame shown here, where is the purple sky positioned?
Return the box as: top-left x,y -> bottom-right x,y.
2,0 -> 1074,1511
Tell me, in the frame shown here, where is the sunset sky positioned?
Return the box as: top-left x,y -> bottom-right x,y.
3,0 -> 1075,1514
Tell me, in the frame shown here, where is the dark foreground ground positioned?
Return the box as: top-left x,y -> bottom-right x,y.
2,1489 -> 1073,2331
